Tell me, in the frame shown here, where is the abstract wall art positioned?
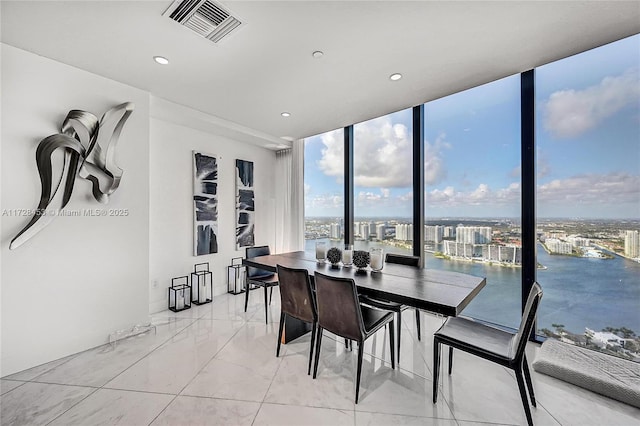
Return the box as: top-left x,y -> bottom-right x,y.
9,102 -> 134,250
235,159 -> 255,249
193,152 -> 219,256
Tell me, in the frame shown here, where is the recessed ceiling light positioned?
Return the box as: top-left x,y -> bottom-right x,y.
389,73 -> 402,81
312,50 -> 324,58
153,56 -> 169,65
281,112 -> 291,117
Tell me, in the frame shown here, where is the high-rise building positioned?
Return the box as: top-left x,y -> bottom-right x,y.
545,238 -> 573,254
425,225 -> 444,243
376,224 -> 386,240
443,226 -> 456,238
395,224 -> 413,241
368,221 -> 376,237
444,241 -> 481,258
360,223 -> 370,240
624,230 -> 639,258
456,226 -> 492,244
567,236 -> 590,247
330,223 -> 341,239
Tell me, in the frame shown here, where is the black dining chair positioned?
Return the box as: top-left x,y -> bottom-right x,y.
358,253 -> 421,363
275,264 -> 318,375
313,272 -> 396,404
244,245 -> 279,324
433,282 -> 543,426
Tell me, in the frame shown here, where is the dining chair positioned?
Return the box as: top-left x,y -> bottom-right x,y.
244,245 -> 279,324
433,282 -> 543,426
313,272 -> 396,404
275,264 -> 317,375
358,253 -> 421,363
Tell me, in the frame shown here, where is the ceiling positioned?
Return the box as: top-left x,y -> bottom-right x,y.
2,1 -> 639,149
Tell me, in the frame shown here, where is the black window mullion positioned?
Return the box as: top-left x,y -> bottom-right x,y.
344,125 -> 354,245
521,70 -> 537,340
413,105 -> 425,267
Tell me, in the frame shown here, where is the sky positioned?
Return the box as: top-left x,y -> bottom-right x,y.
304,35 -> 640,219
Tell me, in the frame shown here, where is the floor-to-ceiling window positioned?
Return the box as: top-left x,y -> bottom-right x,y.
302,36 -> 639,357
304,128 -> 345,251
352,108 -> 413,255
423,75 -> 523,329
535,35 -> 640,359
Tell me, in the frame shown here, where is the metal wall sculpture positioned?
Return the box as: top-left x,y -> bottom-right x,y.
9,102 -> 135,250
193,151 -> 219,255
235,159 -> 255,249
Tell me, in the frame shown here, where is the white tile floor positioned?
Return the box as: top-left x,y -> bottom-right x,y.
2,289 -> 639,426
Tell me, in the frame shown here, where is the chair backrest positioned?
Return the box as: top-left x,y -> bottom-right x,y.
385,253 -> 420,267
509,281 -> 543,360
276,264 -> 316,323
314,272 -> 364,341
246,245 -> 274,278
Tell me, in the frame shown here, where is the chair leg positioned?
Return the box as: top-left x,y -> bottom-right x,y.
415,309 -> 422,341
269,286 -> 274,305
344,338 -> 352,351
308,322 -> 317,375
515,365 -> 535,426
448,346 -> 453,375
389,319 -> 396,369
522,355 -> 536,407
355,339 -> 364,404
244,282 -> 250,312
433,339 -> 441,403
276,312 -> 285,357
396,310 -> 402,364
313,327 -> 324,379
263,286 -> 269,324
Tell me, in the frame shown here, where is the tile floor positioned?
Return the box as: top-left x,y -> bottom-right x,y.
2,289 -> 639,426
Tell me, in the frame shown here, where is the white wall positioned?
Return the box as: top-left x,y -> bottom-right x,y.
0,44 -> 150,376
148,114 -> 277,313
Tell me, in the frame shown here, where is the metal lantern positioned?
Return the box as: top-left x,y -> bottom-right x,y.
168,276 -> 191,312
191,262 -> 213,305
227,257 -> 246,295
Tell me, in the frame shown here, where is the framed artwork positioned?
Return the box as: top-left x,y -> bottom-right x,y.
235,159 -> 255,249
193,151 -> 218,255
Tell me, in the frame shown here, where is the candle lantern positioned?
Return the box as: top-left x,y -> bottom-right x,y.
168,276 -> 191,312
191,262 -> 213,305
370,248 -> 384,272
342,244 -> 353,267
315,241 -> 327,263
227,257 -> 246,295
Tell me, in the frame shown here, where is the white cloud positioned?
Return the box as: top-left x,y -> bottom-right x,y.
316,129 -> 344,179
316,117 -> 449,188
427,182 -> 520,206
425,133 -> 450,185
543,68 -> 640,138
537,173 -> 640,205
306,193 -> 343,210
352,117 -> 412,187
426,173 -> 639,210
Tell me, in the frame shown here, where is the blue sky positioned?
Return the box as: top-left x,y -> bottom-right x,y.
305,34 -> 639,219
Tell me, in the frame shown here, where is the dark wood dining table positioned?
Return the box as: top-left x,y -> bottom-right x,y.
243,250 -> 487,343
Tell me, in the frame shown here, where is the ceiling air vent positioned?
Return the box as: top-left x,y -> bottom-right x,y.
164,0 -> 243,44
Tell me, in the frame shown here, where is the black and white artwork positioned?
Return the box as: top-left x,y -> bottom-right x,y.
235,159 -> 255,249
193,152 -> 218,256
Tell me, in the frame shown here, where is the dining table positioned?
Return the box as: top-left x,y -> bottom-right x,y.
243,250 -> 487,343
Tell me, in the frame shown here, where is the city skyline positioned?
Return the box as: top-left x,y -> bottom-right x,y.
304,35 -> 639,219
